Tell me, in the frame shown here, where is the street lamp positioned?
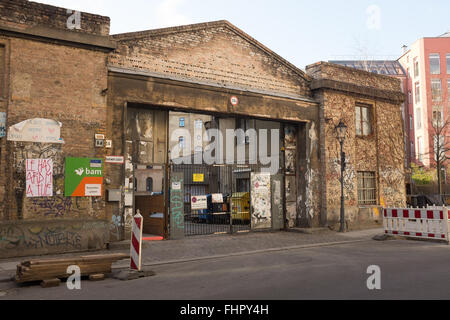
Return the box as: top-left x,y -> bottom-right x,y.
335,121 -> 347,232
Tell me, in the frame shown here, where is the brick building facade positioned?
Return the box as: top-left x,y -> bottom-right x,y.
0,1 -> 406,258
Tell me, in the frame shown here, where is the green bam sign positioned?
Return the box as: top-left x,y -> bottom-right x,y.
65,158 -> 104,197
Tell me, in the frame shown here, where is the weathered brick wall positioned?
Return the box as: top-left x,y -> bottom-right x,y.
109,21 -> 311,99
0,0 -> 110,36
0,30 -> 111,257
307,61 -> 401,93
308,62 -> 406,229
2,35 -> 109,220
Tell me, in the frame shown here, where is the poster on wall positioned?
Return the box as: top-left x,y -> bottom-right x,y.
251,172 -> 272,229
191,195 -> 208,210
7,118 -> 64,144
26,159 -> 53,197
0,112 -> 6,138
65,158 -> 103,197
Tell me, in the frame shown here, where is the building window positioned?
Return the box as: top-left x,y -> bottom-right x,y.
415,82 -> 421,103
447,54 -> 450,74
408,91 -> 412,104
416,108 -> 422,129
179,118 -> 185,128
414,58 -> 419,78
448,79 -> 450,101
411,141 -> 415,158
409,115 -> 413,130
417,137 -> 423,162
179,136 -> 185,149
429,54 -> 441,75
146,178 -> 153,192
195,119 -> 203,129
433,110 -> 443,127
357,172 -> 377,206
431,79 -> 442,102
355,104 -> 372,136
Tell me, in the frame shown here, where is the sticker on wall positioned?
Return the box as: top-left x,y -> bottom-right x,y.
212,193 -> 224,204
26,159 -> 53,198
0,112 -> 6,138
65,157 -> 103,197
193,174 -> 204,183
105,156 -> 125,164
7,118 -> 64,144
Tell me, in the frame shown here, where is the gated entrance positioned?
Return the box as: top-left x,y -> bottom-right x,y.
171,164 -> 272,236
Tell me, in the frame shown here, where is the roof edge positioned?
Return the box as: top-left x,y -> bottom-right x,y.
111,20 -> 311,82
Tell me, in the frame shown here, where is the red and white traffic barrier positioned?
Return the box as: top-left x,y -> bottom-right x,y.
383,208 -> 450,242
130,211 -> 144,271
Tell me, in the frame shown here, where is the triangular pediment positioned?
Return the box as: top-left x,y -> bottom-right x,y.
109,20 -> 311,99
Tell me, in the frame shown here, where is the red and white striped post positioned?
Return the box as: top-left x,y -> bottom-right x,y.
130,210 -> 143,271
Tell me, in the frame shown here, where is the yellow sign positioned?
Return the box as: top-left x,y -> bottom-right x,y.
193,174 -> 204,183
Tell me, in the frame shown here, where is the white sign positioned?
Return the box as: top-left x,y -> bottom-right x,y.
26,159 -> 53,197
230,96 -> 239,106
191,195 -> 208,210
85,184 -> 102,197
124,193 -> 133,207
172,182 -> 182,190
212,193 -> 224,204
105,156 -> 125,164
7,118 -> 64,144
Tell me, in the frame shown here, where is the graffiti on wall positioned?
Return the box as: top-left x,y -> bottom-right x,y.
304,164 -> 317,219
28,196 -> 73,217
26,159 -> 53,197
0,225 -> 81,251
251,173 -> 272,229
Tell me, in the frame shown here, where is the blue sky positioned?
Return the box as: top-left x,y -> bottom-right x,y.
39,0 -> 450,69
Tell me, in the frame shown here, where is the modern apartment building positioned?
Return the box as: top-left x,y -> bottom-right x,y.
398,32 -> 450,169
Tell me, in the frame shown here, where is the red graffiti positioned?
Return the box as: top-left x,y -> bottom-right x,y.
26,159 -> 53,197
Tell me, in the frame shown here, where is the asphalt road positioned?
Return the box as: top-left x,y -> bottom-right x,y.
1,239 -> 450,300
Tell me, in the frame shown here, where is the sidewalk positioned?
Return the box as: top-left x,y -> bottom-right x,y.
0,228 -> 382,281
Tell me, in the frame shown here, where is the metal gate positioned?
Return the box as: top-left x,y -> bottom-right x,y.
170,164 -> 258,236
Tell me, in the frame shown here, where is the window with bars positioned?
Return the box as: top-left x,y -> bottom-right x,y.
355,104 -> 372,136
357,172 -> 377,205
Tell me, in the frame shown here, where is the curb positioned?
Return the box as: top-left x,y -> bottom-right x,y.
112,238 -> 372,269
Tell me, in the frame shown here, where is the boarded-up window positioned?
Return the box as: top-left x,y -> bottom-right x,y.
0,45 -> 5,98
358,172 -> 377,205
